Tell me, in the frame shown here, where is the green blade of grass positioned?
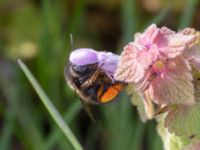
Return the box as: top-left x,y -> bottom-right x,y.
17,59 -> 83,150
178,0 -> 198,29
121,0 -> 139,43
0,109 -> 13,150
145,6 -> 172,28
1,66 -> 45,150
44,101 -> 82,150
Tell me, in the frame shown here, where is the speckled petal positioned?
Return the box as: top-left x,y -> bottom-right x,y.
157,33 -> 194,58
114,43 -> 146,83
115,42 -> 159,83
181,27 -> 200,46
137,24 -> 159,45
180,28 -> 200,70
184,44 -> 200,70
69,48 -> 98,65
150,57 -> 195,105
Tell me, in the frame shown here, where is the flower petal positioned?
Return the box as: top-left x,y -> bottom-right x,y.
160,26 -> 175,35
181,27 -> 200,46
114,43 -> 145,82
149,57 -> 195,105
181,28 -> 200,71
158,33 -> 194,58
184,44 -> 200,71
137,24 -> 159,45
142,90 -> 155,119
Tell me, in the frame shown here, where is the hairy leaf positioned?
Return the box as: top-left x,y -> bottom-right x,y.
165,102 -> 200,137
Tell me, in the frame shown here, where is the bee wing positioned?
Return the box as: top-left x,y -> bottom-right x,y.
80,99 -> 96,123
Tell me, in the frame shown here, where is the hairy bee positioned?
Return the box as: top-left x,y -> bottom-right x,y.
64,48 -> 125,104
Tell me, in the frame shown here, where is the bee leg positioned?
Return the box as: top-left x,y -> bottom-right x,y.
80,99 -> 96,123
85,85 -> 99,101
78,74 -> 92,84
99,83 -> 110,98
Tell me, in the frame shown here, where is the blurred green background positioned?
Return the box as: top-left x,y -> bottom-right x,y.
0,0 -> 199,150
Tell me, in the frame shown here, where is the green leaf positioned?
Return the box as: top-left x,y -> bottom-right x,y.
127,85 -> 147,122
165,102 -> 200,137
157,115 -> 189,150
183,140 -> 200,150
18,59 -> 83,150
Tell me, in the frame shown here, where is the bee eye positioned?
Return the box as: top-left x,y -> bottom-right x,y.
69,65 -> 89,78
72,64 -> 98,75
73,65 -> 88,73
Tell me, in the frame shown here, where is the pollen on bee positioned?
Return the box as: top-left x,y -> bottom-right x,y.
99,83 -> 124,103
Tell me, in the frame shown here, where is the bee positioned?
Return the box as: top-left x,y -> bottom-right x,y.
64,48 -> 125,105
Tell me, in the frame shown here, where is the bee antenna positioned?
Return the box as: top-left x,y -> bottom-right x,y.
70,33 -> 74,51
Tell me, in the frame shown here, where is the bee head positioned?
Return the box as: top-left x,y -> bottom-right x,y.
64,48 -> 124,105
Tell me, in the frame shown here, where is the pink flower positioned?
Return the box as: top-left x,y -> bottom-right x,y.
143,56 -> 194,105
115,24 -> 194,83
115,24 -> 199,106
181,28 -> 200,71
